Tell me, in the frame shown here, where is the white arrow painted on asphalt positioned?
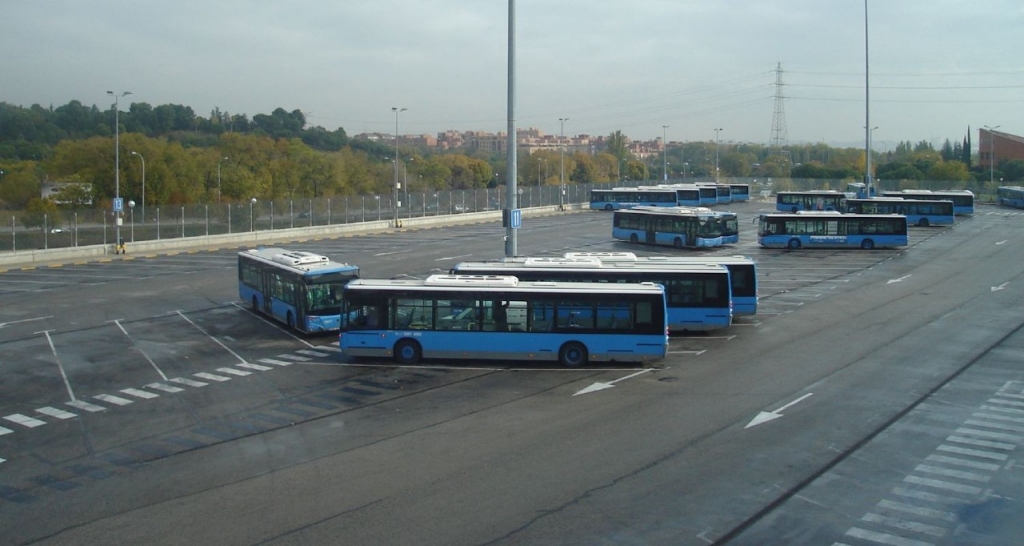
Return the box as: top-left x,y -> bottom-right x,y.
745,393 -> 814,429
887,274 -> 911,284
992,282 -> 1009,292
573,369 -> 653,396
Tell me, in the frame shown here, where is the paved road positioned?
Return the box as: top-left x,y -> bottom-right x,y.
1,202 -> 1022,545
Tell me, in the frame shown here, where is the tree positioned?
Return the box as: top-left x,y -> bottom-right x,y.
22,197 -> 60,230
926,160 -> 970,183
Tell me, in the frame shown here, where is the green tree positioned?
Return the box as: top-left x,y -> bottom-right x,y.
926,160 -> 971,183
22,197 -> 60,230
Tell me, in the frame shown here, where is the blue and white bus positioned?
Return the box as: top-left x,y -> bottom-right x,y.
452,257 -> 732,332
996,186 -> 1024,209
698,183 -> 732,204
775,191 -> 847,213
565,251 -> 759,316
613,206 -> 723,249
757,212 -> 908,249
589,188 -> 678,210
844,197 -> 954,227
881,189 -> 975,215
339,275 -> 668,367
728,184 -> 750,202
642,184 -> 703,207
239,247 -> 360,333
715,211 -> 740,244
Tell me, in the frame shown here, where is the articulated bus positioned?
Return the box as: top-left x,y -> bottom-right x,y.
565,251 -> 759,316
339,275 -> 668,367
589,188 -> 678,210
775,191 -> 847,213
728,184 -> 750,202
844,197 -> 954,227
996,186 -> 1024,209
613,206 -> 723,249
757,212 -> 908,249
881,190 -> 975,215
451,257 -> 732,332
239,247 -> 360,333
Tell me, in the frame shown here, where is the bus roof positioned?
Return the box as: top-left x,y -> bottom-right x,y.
564,252 -> 754,266
454,258 -> 727,275
346,276 -> 666,295
240,247 -> 355,273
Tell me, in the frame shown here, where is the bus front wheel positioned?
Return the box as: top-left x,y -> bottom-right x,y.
918,218 -> 930,227
787,239 -> 801,249
604,204 -> 614,211
861,239 -> 875,250
673,237 -> 683,249
394,339 -> 422,365
251,296 -> 260,313
629,234 -> 639,244
286,311 -> 295,330
559,342 -> 588,368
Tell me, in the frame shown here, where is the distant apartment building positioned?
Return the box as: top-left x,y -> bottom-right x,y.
979,128 -> 1024,170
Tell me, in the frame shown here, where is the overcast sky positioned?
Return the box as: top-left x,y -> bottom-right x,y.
4,1 -> 1022,150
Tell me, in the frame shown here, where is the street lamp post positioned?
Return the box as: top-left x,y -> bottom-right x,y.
130,150 -> 145,224
559,117 -> 569,210
683,162 -> 689,183
984,125 -> 1001,185
217,156 -> 228,202
662,125 -> 670,181
713,128 -> 723,182
250,198 -> 257,233
108,90 -> 131,252
392,107 -> 407,226
128,200 -> 135,242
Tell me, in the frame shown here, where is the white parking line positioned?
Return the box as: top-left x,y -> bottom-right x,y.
238,362 -> 274,371
296,350 -> 330,357
169,377 -> 208,388
67,400 -> 106,412
194,372 -> 231,382
121,388 -> 160,400
3,414 -> 47,428
216,367 -> 252,376
0,426 -> 12,436
36,406 -> 78,420
94,394 -> 134,406
258,358 -> 293,367
147,382 -> 185,393
276,354 -> 311,361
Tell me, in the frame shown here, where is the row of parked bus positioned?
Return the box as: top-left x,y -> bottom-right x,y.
590,183 -> 749,211
237,247 -> 759,368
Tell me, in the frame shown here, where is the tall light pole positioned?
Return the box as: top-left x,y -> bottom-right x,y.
662,125 -> 670,181
130,150 -> 145,224
714,128 -> 723,182
559,117 -> 569,209
864,0 -> 873,195
217,156 -> 228,202
683,162 -> 689,183
392,107 -> 407,226
108,90 -> 131,251
984,125 -> 1001,185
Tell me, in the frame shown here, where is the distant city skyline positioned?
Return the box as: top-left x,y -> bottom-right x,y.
4,2 -> 1020,148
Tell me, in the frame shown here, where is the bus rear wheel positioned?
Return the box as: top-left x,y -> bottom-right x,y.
629,234 -> 639,244
673,237 -> 683,249
286,311 -> 295,330
394,339 -> 422,365
918,218 -> 930,227
787,239 -> 801,249
604,204 -> 614,211
251,296 -> 260,313
861,239 -> 875,250
559,342 -> 588,368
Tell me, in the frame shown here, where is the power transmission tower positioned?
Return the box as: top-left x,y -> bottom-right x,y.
768,62 -> 790,161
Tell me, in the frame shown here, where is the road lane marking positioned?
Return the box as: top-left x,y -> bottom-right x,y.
94,394 -> 133,406
3,414 -> 48,428
67,400 -> 106,412
216,367 -> 252,376
147,382 -> 185,393
258,358 -> 293,367
36,407 -> 78,420
238,362 -> 274,371
169,377 -> 208,387
121,388 -> 160,400
194,372 -> 230,382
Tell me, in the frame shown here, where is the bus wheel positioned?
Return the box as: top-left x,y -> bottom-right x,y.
394,339 -> 422,364
791,206 -> 799,213
286,311 -> 295,330
861,239 -> 875,250
918,218 -> 930,227
559,342 -> 588,368
787,239 -> 801,249
251,296 -> 260,313
604,204 -> 614,211
629,234 -> 639,244
673,237 -> 684,249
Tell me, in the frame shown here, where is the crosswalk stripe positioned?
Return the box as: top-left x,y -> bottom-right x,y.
276,354 -> 311,361
315,345 -> 342,352
194,372 -> 230,382
169,377 -> 208,388
216,367 -> 252,376
121,388 -> 160,400
296,350 -> 330,357
36,407 -> 78,420
259,358 -> 293,367
0,426 -> 13,436
67,400 -> 106,412
95,394 -> 134,406
3,414 -> 48,428
237,362 -> 273,371
147,382 -> 185,393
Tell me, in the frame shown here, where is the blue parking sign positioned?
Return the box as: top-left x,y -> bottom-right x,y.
113,197 -> 124,212
511,208 -> 522,229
